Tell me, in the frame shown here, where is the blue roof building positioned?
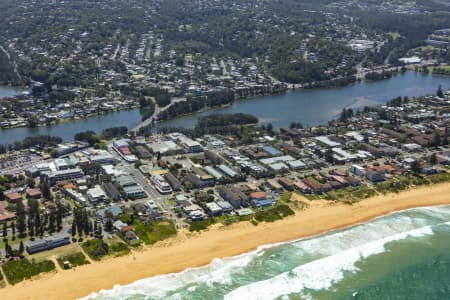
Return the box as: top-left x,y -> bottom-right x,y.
262,146 -> 282,156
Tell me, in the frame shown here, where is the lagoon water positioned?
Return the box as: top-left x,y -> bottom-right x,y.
0,109 -> 142,145
0,85 -> 22,98
154,71 -> 450,130
1,71 -> 450,145
83,205 -> 450,300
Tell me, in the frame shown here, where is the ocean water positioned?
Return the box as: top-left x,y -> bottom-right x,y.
83,205 -> 450,300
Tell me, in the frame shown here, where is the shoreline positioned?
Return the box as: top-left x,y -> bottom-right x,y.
0,106 -> 140,132
2,183 -> 450,299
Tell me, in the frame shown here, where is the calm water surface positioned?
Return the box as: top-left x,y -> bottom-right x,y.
154,71 -> 450,130
0,85 -> 23,98
1,71 -> 450,144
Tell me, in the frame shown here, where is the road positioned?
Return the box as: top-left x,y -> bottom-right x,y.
130,97 -> 187,133
107,143 -> 186,227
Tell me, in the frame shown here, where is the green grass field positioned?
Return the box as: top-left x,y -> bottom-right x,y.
82,238 -> 131,260
0,268 -> 4,287
254,205 -> 295,223
57,252 -> 90,268
1,258 -> 55,285
81,239 -> 109,261
134,221 -> 177,244
323,185 -> 377,202
108,242 -> 131,257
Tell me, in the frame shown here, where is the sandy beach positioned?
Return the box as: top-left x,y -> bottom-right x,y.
2,182 -> 450,300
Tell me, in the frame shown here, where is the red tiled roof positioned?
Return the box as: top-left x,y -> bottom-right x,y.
0,204 -> 15,221
26,188 -> 42,197
6,192 -> 22,201
250,192 -> 267,199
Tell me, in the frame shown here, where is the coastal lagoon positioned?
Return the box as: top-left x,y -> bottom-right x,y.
0,85 -> 23,98
85,205 -> 450,300
2,71 -> 450,144
0,109 -> 142,145
154,71 -> 450,130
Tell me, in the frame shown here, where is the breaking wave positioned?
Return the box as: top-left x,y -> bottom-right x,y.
81,205 -> 450,300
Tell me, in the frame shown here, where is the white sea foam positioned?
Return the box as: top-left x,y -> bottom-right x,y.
290,212 -> 429,258
81,205 -> 450,300
224,225 -> 435,300
81,240 -> 285,299
419,205 -> 450,220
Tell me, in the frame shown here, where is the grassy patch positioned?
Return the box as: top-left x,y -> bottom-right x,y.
414,46 -> 434,53
57,252 -> 90,268
0,268 -> 3,287
109,242 -> 131,257
134,221 -> 177,244
375,179 -> 409,194
278,192 -> 292,204
81,239 -> 109,261
82,239 -> 130,260
215,214 -> 252,226
427,172 -> 450,184
187,219 -> 214,232
2,259 -> 55,285
324,185 -> 376,202
304,194 -> 321,200
0,236 -> 29,253
388,31 -> 401,40
254,205 -> 295,223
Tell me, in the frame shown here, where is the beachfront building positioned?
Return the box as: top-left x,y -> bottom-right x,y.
41,168 -> 84,186
205,202 -> 223,216
218,186 -> 249,209
87,185 -> 108,203
151,174 -> 173,194
26,235 -> 71,254
164,172 -> 182,191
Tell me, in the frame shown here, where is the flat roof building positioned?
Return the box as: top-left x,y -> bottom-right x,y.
87,185 -> 108,203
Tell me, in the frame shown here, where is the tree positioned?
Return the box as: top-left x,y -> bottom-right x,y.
71,222 -> 77,237
325,148 -> 334,163
16,201 -> 27,238
2,222 -> 7,239
105,218 -> 113,232
266,123 -> 273,134
410,160 -> 422,174
437,85 -> 444,98
11,221 -> 15,237
26,178 -> 35,188
444,128 -> 449,146
433,132 -> 441,147
4,241 -> 8,256
40,182 -> 52,199
340,108 -> 354,122
49,212 -> 56,233
28,217 -> 35,237
19,241 -> 24,254
429,153 -> 437,165
56,205 -> 63,230
363,133 -> 369,143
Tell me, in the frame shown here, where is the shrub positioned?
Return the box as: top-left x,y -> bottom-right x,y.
187,219 -> 214,232
134,221 -> 177,244
57,252 -> 90,268
109,242 -> 130,256
81,239 -> 109,261
2,259 -> 55,285
254,205 -> 295,223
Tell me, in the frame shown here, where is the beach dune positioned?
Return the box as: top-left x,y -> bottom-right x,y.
2,183 -> 450,300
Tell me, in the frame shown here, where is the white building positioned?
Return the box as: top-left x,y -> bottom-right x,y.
87,185 -> 108,203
